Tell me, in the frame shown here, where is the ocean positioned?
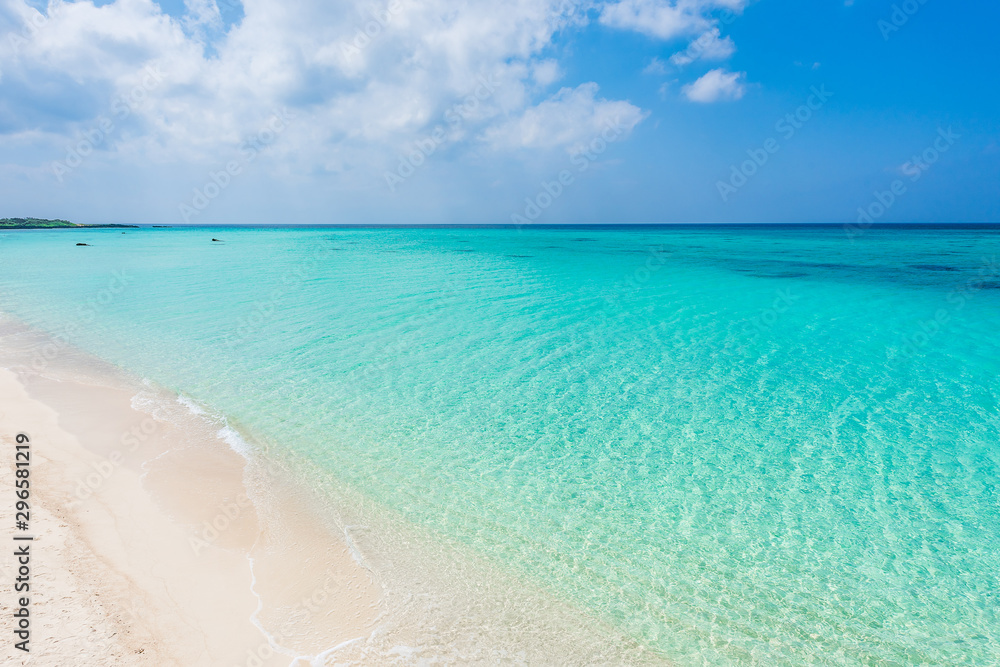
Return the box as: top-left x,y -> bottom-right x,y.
2,224 -> 998,664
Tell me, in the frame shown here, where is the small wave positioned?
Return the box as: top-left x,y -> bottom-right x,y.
167,391 -> 256,459
245,555 -> 298,663
130,390 -> 170,421
296,636 -> 365,667
217,423 -> 254,459
130,391 -> 156,413
342,525 -> 373,570
176,393 -> 208,416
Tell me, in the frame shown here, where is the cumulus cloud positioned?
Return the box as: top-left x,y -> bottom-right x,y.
483,82 -> 646,153
682,68 -> 746,102
0,0 -> 637,178
532,59 -> 562,87
599,0 -> 745,40
669,27 -> 735,66
182,0 -> 223,38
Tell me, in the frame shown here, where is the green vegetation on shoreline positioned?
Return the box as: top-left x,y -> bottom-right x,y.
1,218 -> 138,229
1,217 -> 75,228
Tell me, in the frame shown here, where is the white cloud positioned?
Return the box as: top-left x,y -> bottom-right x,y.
182,0 -> 223,37
483,82 -> 646,153
643,57 -> 667,74
682,68 -> 746,102
599,0 -> 745,40
669,27 -> 735,66
0,0 -> 641,178
3,0 -> 190,84
532,59 -> 562,86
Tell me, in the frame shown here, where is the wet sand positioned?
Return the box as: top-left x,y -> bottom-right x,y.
0,323 -> 381,666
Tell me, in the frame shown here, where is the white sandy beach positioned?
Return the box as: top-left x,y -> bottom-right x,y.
0,317 -> 658,665
0,327 -> 382,666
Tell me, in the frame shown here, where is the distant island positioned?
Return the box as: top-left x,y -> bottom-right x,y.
1,217 -> 138,229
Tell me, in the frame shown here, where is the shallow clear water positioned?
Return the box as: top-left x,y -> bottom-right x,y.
2,225 -> 999,664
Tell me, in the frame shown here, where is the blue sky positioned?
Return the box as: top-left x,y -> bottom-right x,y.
1,0 -> 997,224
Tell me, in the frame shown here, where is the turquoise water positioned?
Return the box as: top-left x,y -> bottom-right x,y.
2,225 -> 999,664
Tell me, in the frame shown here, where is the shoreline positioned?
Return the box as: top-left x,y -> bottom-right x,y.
0,314 -> 660,665
0,318 -> 384,665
